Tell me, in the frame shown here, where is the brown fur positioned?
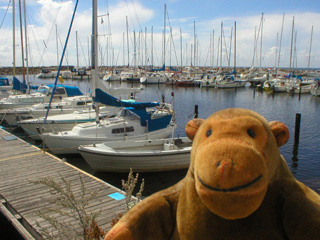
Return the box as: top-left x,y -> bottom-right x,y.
105,108 -> 320,240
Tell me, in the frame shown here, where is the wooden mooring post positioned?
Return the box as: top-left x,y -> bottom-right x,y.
294,113 -> 301,145
194,105 -> 198,118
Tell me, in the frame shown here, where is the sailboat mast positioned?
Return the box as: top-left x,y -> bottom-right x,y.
56,25 -> 59,67
277,13 -> 285,71
251,27 -> 256,68
133,31 -> 136,70
12,0 -> 16,77
216,37 -> 220,67
259,13 -> 263,68
212,30 -> 214,68
23,0 -> 29,84
163,4 -> 166,67
180,28 -> 182,69
307,25 -> 313,69
170,27 -> 172,67
234,21 -> 236,75
126,16 -> 129,67
76,31 -> 79,70
123,32 -> 125,66
18,0 -> 26,83
274,33 -> 278,70
91,0 -> 98,97
228,26 -> 233,67
145,27 -> 147,67
87,36 -> 90,67
289,17 -> 295,71
220,22 -> 222,71
193,21 -> 196,68
151,26 -> 153,67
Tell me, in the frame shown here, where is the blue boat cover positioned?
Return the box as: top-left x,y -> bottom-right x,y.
0,77 -> 9,86
12,77 -> 38,91
169,66 -> 180,72
46,84 -> 83,96
95,88 -> 159,108
127,107 -> 172,132
12,77 -> 27,92
151,64 -> 165,72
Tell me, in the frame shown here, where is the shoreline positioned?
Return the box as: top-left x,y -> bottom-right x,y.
1,66 -> 318,77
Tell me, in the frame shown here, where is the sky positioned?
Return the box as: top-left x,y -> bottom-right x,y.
0,0 -> 319,69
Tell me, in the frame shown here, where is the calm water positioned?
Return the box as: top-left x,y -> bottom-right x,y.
6,76 -> 320,196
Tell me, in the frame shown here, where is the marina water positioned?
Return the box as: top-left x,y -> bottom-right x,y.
6,76 -> 320,196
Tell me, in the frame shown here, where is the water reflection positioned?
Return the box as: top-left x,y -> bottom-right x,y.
291,143 -> 299,168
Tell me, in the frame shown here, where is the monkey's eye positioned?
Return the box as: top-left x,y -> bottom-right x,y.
206,129 -> 212,137
247,128 -> 255,138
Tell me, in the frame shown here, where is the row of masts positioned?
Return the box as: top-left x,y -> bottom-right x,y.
9,3 -> 316,78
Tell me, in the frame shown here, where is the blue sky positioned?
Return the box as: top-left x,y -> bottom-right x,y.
0,0 -> 319,69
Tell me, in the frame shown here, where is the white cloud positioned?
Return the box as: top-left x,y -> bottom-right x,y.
0,1 -> 319,69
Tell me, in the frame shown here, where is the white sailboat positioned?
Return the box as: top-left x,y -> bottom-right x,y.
18,106 -> 116,140
0,85 -> 83,110
215,75 -> 247,88
310,79 -> 320,96
0,77 -> 13,98
42,101 -> 175,155
0,95 -> 92,125
37,68 -> 57,78
140,72 -> 168,84
40,0 -> 176,155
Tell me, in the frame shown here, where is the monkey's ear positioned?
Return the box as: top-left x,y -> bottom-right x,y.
185,118 -> 205,141
269,121 -> 289,147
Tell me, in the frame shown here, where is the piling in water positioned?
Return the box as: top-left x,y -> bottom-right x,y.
194,105 -> 198,118
294,113 -> 301,145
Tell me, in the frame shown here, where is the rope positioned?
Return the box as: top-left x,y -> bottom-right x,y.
44,0 -> 79,122
0,112 -> 7,125
0,0 -> 11,30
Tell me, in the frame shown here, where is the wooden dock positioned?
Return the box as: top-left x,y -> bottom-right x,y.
0,128 -> 128,239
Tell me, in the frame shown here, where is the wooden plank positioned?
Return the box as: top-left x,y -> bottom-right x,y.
0,128 -> 128,238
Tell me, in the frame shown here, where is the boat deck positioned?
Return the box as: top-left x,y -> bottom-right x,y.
0,127 -> 127,239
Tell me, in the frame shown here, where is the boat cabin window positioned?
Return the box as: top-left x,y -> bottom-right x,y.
0,79 -> 9,86
19,98 -> 44,103
49,88 -> 66,95
118,109 -> 140,121
112,126 -> 134,134
37,86 -> 49,95
77,101 -> 92,106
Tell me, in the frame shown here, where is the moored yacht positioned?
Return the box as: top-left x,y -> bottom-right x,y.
140,72 -> 168,84
0,95 -> 93,126
0,85 -> 83,110
41,94 -> 176,155
18,106 -> 116,141
310,79 -> 320,96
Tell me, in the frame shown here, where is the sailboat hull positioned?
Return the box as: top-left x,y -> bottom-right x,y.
42,125 -> 176,155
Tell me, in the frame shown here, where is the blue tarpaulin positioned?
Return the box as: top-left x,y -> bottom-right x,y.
12,77 -> 38,91
95,88 -> 159,108
151,64 -> 165,72
169,66 -> 180,72
95,88 -> 172,132
46,84 -> 83,96
0,77 -> 9,86
128,107 -> 172,132
12,77 -> 27,92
